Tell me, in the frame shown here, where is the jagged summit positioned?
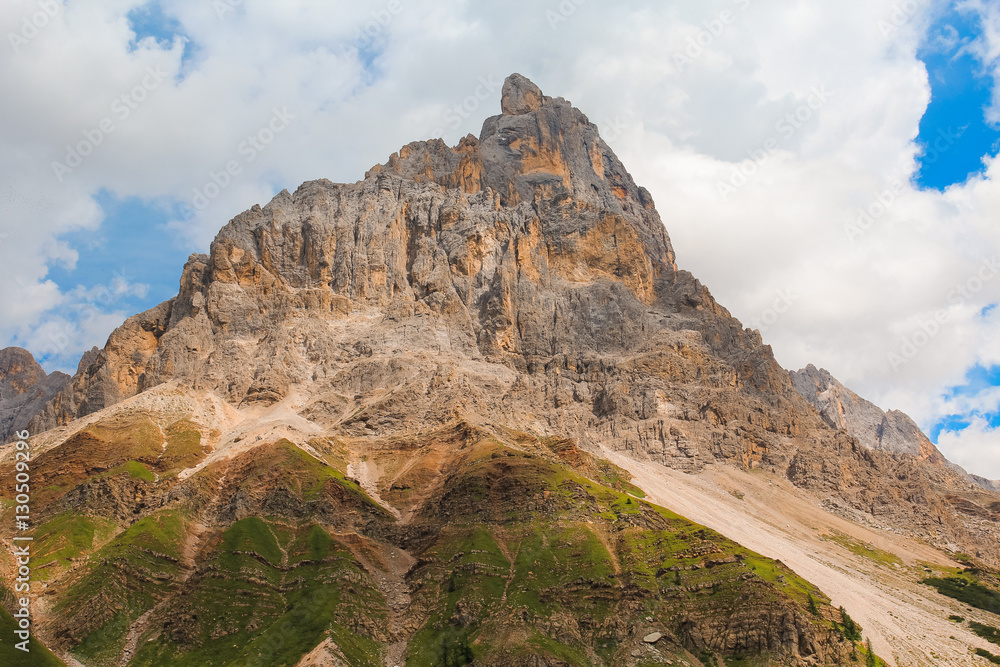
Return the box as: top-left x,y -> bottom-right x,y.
790,363 -> 1000,489
370,73 -> 675,271
500,72 -> 545,115
790,364 -> 945,463
31,72 -> 759,434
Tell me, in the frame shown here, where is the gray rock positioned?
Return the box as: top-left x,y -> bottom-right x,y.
789,364 -> 944,462
0,347 -> 69,442
501,72 -> 545,115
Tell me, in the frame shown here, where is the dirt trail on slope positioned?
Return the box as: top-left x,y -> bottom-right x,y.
604,450 -> 998,667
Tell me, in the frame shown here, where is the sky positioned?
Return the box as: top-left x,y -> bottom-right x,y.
2,0 -> 1000,479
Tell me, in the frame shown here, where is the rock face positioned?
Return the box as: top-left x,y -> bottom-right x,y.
789,364 -> 945,463
0,347 -> 69,443
969,474 -> 1000,493
28,72 -> 791,466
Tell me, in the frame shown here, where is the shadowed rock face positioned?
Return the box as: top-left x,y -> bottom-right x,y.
0,347 -> 69,443
17,74 -> 1000,569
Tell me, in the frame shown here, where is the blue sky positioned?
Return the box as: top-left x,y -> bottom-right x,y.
915,3 -> 1000,190
45,191 -> 191,309
126,1 -> 197,70
930,362 -> 1000,437
914,3 -> 1000,455
23,2 -> 202,371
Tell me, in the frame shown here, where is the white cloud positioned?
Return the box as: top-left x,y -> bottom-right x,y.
2,0 -> 1000,476
938,416 -> 1000,480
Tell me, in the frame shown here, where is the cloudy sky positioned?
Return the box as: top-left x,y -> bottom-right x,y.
2,0 -> 1000,478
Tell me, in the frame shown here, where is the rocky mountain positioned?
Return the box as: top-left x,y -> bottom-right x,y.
790,364 -> 1000,492
789,365 -> 945,463
1,74 -> 999,666
970,474 -> 1000,493
0,347 -> 70,444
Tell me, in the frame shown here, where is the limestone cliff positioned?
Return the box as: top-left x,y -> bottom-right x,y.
789,364 -> 1000,493
789,364 -> 945,463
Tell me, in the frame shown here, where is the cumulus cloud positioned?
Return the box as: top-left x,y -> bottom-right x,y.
938,416 -> 1000,482
1,0 -> 1000,475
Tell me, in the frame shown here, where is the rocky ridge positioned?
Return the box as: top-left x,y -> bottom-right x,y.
790,364 -> 1000,491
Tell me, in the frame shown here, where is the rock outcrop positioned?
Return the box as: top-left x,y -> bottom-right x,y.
0,347 -> 69,443
790,364 -> 1000,493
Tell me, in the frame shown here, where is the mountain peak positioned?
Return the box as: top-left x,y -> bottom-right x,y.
500,73 -> 546,115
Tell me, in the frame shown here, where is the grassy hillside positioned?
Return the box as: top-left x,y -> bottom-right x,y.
5,417 -> 868,666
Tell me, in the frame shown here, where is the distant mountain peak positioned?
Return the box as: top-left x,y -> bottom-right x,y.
0,347 -> 69,442
790,364 -> 948,465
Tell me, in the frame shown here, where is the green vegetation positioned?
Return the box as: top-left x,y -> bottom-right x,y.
977,648 -> 1000,665
100,459 -> 156,482
949,615 -> 965,622
840,607 -> 862,642
0,606 -> 65,666
404,439 -> 841,665
259,440 -> 391,513
59,510 -> 188,665
159,419 -> 204,473
31,513 -> 117,581
37,431 -> 852,666
131,519 -> 385,667
864,637 -> 878,667
971,621 -> 1000,646
824,531 -> 902,567
922,576 -> 1000,614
